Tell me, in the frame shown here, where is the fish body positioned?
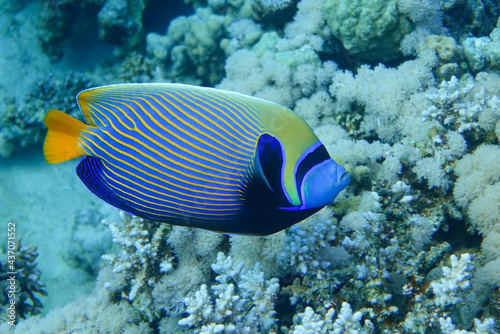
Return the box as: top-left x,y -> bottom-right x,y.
43,84 -> 349,235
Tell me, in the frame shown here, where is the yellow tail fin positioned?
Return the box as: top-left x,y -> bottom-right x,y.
43,110 -> 88,164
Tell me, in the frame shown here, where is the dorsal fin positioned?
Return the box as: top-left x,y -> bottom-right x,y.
76,89 -> 101,126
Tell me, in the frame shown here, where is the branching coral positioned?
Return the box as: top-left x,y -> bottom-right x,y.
289,303 -> 374,334
422,75 -> 498,133
0,240 -> 47,322
439,316 -> 496,334
400,254 -> 496,332
278,208 -> 338,275
430,253 -> 473,307
4,0 -> 500,332
101,212 -> 175,321
178,253 -> 280,333
3,283 -> 152,333
100,212 -> 225,322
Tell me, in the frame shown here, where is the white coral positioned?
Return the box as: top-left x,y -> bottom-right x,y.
430,253 -> 473,307
453,144 -> 500,239
278,208 -> 337,275
409,214 -> 438,250
413,156 -> 449,189
439,315 -> 496,334
290,307 -> 335,334
179,253 -> 279,333
289,303 -> 373,334
333,302 -> 370,334
178,284 -> 214,327
453,144 -> 500,207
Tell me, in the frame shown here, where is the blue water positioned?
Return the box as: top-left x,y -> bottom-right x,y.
0,0 -> 499,333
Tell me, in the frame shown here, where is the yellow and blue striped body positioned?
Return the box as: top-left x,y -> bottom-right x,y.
44,83 -> 350,235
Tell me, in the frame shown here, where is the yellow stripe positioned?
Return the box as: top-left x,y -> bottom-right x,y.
161,85 -> 263,129
234,98 -> 267,127
192,88 -> 264,127
85,109 -> 240,188
162,92 -> 254,152
171,91 -> 256,142
80,133 -> 242,194
94,163 -> 236,221
90,164 -> 212,222
80,138 -> 244,202
94,102 -> 248,171
102,164 -> 243,208
130,203 -> 232,221
91,101 -> 137,131
88,103 -> 246,182
85,131 -> 237,191
94,97 -> 250,165
101,166 -> 241,215
97,92 -> 253,158
188,90 -> 264,133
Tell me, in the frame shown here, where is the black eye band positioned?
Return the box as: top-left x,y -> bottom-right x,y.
295,144 -> 330,195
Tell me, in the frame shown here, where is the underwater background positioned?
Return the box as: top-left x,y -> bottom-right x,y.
0,0 -> 499,333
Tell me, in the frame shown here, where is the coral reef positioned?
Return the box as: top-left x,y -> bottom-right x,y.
461,19 -> 500,74
36,0 -> 150,59
6,280 -> 152,333
2,0 -> 500,332
97,0 -> 147,56
65,209 -> 113,276
0,240 -> 47,322
178,253 -> 280,333
453,143 -> 500,289
36,0 -> 106,60
323,0 -> 412,62
289,302 -> 374,334
146,3 -> 239,85
251,0 -> 297,24
441,0 -> 500,39
99,212 -> 225,321
0,72 -> 98,157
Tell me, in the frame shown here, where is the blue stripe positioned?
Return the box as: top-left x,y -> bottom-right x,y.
165,91 -> 258,144
88,103 -> 247,182
81,130 -> 244,193
80,134 -> 245,220
94,94 -> 252,164
77,84 -> 272,222
88,99 -> 249,170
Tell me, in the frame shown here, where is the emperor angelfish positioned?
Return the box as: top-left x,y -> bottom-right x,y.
43,84 -> 350,235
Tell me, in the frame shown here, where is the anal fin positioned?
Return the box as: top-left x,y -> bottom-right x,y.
76,157 -> 134,214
